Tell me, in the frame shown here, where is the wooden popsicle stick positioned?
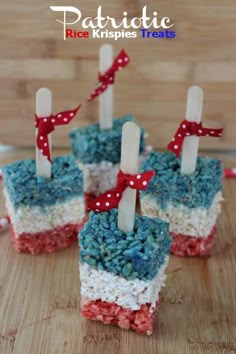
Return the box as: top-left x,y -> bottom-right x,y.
180,86 -> 204,175
36,88 -> 52,178
99,44 -> 113,130
118,122 -> 140,232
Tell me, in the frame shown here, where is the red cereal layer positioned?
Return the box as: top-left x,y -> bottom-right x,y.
81,297 -> 160,335
10,220 -> 85,255
170,226 -> 216,257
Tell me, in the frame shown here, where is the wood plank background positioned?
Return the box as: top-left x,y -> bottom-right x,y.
0,149 -> 236,354
0,0 -> 236,150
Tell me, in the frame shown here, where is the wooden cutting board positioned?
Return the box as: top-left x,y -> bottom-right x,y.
0,150 -> 235,354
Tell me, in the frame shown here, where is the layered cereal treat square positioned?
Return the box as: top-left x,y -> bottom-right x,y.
140,152 -> 223,256
69,115 -> 145,198
2,154 -> 85,254
79,209 -> 171,335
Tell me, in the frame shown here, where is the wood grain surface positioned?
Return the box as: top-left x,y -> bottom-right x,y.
0,149 -> 235,354
0,1 -> 236,150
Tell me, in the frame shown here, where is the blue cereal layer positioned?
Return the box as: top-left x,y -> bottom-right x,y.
69,115 -> 145,164
2,154 -> 83,209
140,152 -> 223,210
79,209 -> 170,281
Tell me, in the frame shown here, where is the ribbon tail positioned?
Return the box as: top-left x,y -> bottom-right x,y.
166,123 -> 185,157
88,83 -> 107,102
114,49 -> 130,67
53,104 -> 82,125
73,104 -> 82,117
67,104 -> 82,122
167,140 -> 181,157
139,170 -> 155,188
88,187 -> 123,212
36,132 -> 51,162
127,170 -> 156,190
201,127 -> 223,137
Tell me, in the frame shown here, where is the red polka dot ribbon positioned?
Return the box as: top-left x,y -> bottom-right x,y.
35,105 -> 81,162
223,168 -> 236,178
88,49 -> 130,102
0,215 -> 10,232
167,119 -> 223,157
88,169 -> 155,212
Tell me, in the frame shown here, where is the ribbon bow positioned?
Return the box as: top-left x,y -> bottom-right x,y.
88,49 -> 130,102
88,169 -> 155,212
167,119 -> 223,157
35,105 -> 81,162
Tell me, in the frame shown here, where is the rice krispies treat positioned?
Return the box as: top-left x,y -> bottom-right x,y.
79,209 -> 171,335
2,154 -> 85,254
140,151 -> 223,257
69,115 -> 145,198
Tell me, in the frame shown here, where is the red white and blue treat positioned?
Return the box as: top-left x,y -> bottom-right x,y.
140,152 -> 223,257
69,115 -> 145,198
79,209 -> 171,335
2,154 -> 85,255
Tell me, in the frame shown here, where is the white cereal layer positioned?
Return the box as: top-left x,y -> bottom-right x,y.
141,191 -> 223,238
80,258 -> 168,311
4,190 -> 85,237
77,155 -> 145,196
77,160 -> 120,196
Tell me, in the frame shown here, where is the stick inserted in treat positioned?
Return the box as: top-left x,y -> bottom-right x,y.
99,44 -> 114,130
118,122 -> 140,232
180,86 -> 204,175
36,88 -> 52,178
